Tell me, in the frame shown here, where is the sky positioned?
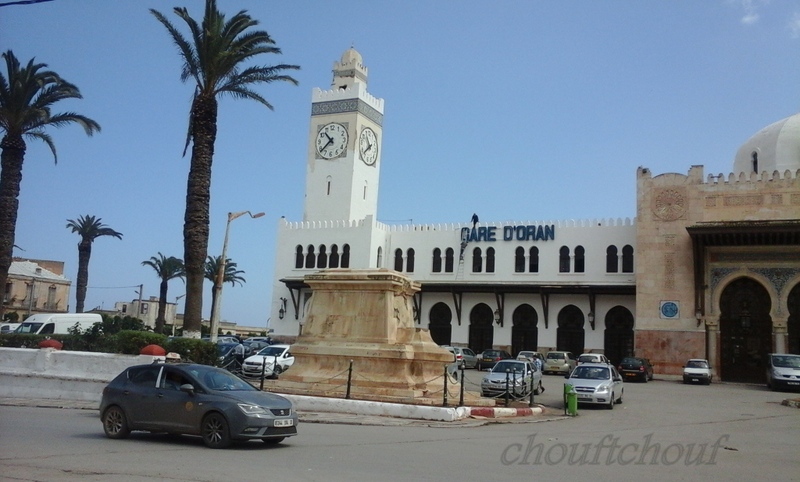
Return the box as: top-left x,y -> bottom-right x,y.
2,0 -> 800,329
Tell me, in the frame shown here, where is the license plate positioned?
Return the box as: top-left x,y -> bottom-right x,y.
578,394 -> 592,400
274,418 -> 294,427
788,382 -> 800,386
691,378 -> 699,382
624,373 -> 635,377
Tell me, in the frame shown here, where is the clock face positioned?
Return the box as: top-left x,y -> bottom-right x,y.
316,123 -> 348,159
359,127 -> 378,165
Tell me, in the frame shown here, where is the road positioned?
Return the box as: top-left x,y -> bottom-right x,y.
1,375 -> 798,482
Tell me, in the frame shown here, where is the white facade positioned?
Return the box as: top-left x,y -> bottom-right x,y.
270,49 -> 637,359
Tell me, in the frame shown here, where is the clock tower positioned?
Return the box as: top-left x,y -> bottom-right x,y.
303,48 -> 385,222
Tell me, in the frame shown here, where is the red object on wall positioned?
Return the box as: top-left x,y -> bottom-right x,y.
140,344 -> 166,356
39,339 -> 63,350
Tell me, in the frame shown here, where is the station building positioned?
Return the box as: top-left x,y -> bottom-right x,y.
269,49 -> 800,381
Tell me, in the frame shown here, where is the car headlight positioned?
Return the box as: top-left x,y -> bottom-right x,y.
595,385 -> 610,394
238,403 -> 269,415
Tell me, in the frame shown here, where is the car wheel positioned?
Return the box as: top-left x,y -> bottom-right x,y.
642,373 -> 648,383
616,391 -> 623,404
201,413 -> 231,449
262,437 -> 285,445
274,365 -> 283,375
607,394 -> 615,410
102,406 -> 130,439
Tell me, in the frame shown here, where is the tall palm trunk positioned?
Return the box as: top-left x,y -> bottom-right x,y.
75,240 -> 92,313
182,94 -> 217,337
156,278 -> 169,333
0,135 -> 25,319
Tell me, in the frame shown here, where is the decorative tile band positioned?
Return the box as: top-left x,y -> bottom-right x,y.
312,99 -> 384,125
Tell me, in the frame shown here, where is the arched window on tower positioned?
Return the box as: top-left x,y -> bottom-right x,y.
606,245 -> 618,273
305,245 -> 316,269
406,249 -> 415,273
529,246 -> 539,273
394,249 -> 404,272
330,244 -> 340,268
574,245 -> 585,273
445,248 -> 454,273
514,247 -> 525,273
486,247 -> 495,273
317,244 -> 328,269
752,151 -> 758,174
326,175 -> 332,196
376,246 -> 383,268
622,245 -> 634,273
363,182 -> 368,200
432,248 -> 442,273
472,247 -> 483,273
559,246 -> 570,273
295,245 -> 304,269
341,244 -> 350,268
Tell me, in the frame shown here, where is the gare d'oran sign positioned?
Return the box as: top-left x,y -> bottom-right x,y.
460,224 -> 556,243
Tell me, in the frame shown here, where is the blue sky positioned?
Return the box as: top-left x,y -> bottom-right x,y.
2,0 -> 799,328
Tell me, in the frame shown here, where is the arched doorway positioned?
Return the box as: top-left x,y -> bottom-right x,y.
428,302 -> 452,346
468,303 -> 494,354
719,277 -> 772,383
511,304 -> 538,356
604,306 -> 634,366
557,305 -> 585,355
787,283 -> 800,354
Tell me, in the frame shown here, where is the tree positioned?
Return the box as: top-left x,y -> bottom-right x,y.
0,50 -> 100,318
65,215 -> 122,313
141,252 -> 185,334
204,255 -> 245,327
151,0 -> 299,337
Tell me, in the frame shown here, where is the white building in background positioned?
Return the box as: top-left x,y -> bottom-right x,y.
268,49 -> 800,381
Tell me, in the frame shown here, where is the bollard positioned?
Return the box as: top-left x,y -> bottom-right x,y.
563,382 -> 572,416
459,361 -> 465,407
443,365 -> 449,407
564,383 -> 578,416
259,355 -> 267,391
504,369 -> 510,407
529,372 -> 535,406
345,359 -> 353,399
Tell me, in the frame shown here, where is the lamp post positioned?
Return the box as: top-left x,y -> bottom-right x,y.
209,210 -> 265,342
173,294 -> 185,336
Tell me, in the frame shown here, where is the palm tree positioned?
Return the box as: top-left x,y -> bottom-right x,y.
65,215 -> 122,313
204,255 -> 245,325
0,50 -> 100,318
151,0 -> 299,337
142,253 -> 185,334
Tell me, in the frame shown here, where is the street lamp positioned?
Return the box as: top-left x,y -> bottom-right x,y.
209,210 -> 265,342
173,294 -> 185,336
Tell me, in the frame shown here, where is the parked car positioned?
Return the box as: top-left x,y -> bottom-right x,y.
244,336 -> 273,345
618,357 -> 654,382
444,346 -> 478,369
564,362 -> 624,409
0,322 -> 20,334
481,359 -> 543,398
243,340 -> 272,355
543,351 -> 577,375
683,359 -> 712,385
217,343 -> 240,368
99,362 -> 298,448
242,345 -> 295,378
516,351 -> 543,363
577,353 -> 610,365
476,349 -> 513,370
765,353 -> 800,391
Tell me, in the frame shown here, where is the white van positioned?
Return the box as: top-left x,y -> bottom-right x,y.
14,313 -> 102,335
0,322 -> 21,334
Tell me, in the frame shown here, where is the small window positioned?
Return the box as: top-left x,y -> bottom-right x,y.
376,247 -> 383,268
472,247 -> 483,273
432,248 -> 442,273
317,245 -> 328,269
295,245 -> 304,269
559,246 -> 570,273
514,247 -> 525,273
444,248 -> 454,273
394,249 -> 404,271
622,245 -> 634,273
529,247 -> 539,273
574,246 -> 585,273
406,248 -> 415,273
752,152 -> 758,174
305,245 -> 316,269
330,245 -> 340,268
606,246 -> 618,273
486,247 -> 495,273
341,244 -> 350,268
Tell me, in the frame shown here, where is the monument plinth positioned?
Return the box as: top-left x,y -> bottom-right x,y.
269,269 -> 485,405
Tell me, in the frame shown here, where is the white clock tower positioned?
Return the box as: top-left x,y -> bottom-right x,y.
303,48 -> 385,222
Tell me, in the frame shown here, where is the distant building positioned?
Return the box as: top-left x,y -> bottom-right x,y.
3,258 -> 71,319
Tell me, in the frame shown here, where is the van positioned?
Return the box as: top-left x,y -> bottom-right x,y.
0,322 -> 21,334
14,313 -> 102,335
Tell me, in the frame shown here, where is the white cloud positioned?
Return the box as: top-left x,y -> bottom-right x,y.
790,12 -> 800,38
731,0 -> 765,25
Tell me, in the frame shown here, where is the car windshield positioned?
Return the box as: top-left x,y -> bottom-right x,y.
186,365 -> 255,391
217,344 -> 237,356
547,353 -> 565,360
579,355 -> 599,363
518,352 -> 534,357
686,360 -> 709,368
257,346 -> 286,357
14,322 -> 42,334
492,361 -> 526,373
571,366 -> 610,380
772,355 -> 800,368
620,357 -> 640,365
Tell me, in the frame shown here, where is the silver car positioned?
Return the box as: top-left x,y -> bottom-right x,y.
564,363 -> 624,409
481,360 -> 543,398
445,346 -> 478,369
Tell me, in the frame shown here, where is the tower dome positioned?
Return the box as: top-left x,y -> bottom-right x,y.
733,112 -> 800,175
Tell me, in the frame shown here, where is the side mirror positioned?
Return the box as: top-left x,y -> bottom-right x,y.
564,374 -> 570,379
179,383 -> 195,395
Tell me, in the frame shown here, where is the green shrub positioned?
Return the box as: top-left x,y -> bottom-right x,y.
114,330 -> 169,355
166,337 -> 218,366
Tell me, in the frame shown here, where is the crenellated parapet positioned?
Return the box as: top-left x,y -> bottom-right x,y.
281,216 -> 636,232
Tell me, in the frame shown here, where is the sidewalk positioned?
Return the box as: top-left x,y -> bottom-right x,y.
0,396 -> 566,427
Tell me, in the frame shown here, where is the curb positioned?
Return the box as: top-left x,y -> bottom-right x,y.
468,406 -> 544,418
781,398 -> 800,408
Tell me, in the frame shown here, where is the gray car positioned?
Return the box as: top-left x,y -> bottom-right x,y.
766,353 -> 800,391
564,362 -> 624,409
481,359 -> 543,398
445,346 -> 478,369
100,363 -> 298,448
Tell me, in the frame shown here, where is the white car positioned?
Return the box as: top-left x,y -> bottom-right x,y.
577,353 -> 610,365
242,344 -> 294,378
683,358 -> 712,385
480,360 -> 543,398
564,363 -> 624,409
766,353 -> 800,391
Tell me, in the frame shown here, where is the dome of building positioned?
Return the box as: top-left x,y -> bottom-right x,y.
340,47 -> 363,65
733,112 -> 800,175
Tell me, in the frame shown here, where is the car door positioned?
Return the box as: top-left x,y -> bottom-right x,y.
150,367 -> 202,432
463,349 -> 477,368
123,365 -> 164,427
610,366 -> 623,395
280,350 -> 295,370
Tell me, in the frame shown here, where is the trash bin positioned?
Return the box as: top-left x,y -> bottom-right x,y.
564,383 -> 578,416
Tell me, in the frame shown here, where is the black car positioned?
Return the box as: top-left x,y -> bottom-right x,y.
476,349 -> 513,370
100,363 -> 298,448
618,357 -> 654,382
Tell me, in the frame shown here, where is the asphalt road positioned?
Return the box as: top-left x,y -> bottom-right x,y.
1,375 -> 798,482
